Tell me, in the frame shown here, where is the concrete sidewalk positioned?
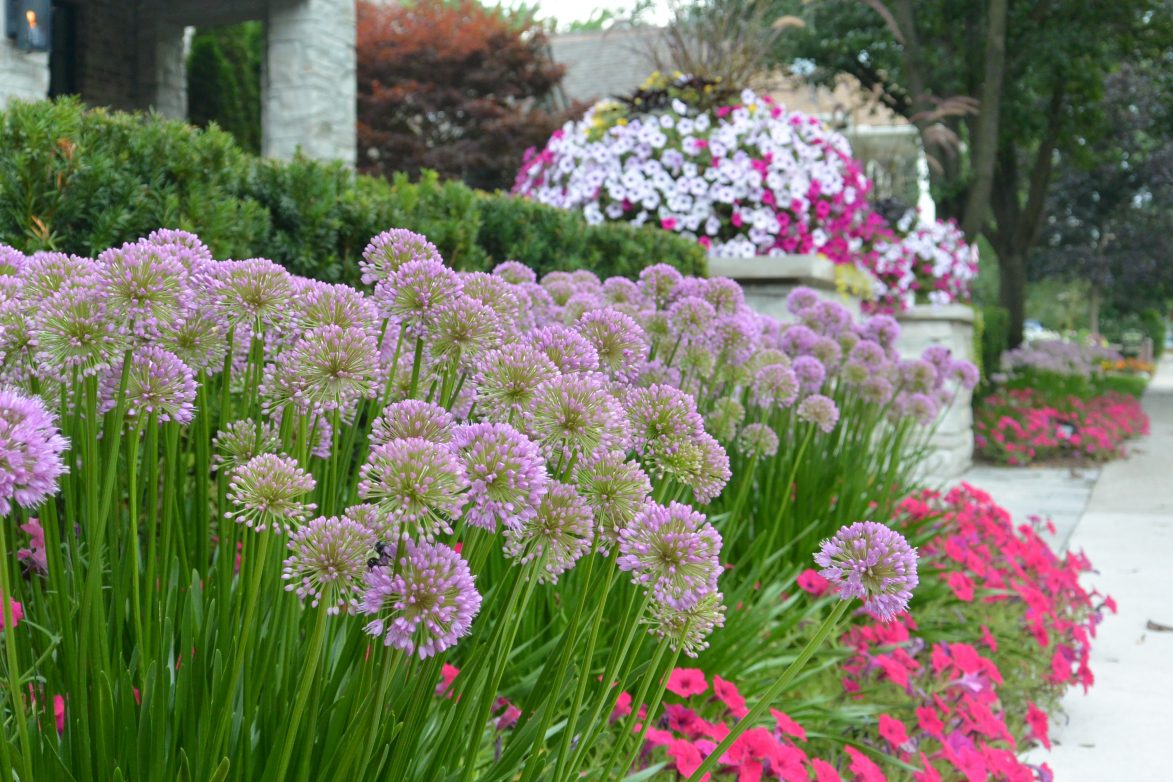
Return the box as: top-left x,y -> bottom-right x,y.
957,360 -> 1173,779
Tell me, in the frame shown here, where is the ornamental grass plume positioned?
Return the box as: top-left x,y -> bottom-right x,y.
282,515 -> 375,614
360,538 -> 482,659
226,453 -> 317,533
814,521 -> 919,622
0,389 -> 68,515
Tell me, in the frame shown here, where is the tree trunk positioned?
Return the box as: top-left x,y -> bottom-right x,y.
999,251 -> 1027,348
1089,284 -> 1101,336
960,0 -> 1007,239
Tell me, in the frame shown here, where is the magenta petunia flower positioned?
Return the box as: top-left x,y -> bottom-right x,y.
0,389 -> 68,516
361,539 -> 481,659
282,515 -> 376,614
814,521 -> 918,622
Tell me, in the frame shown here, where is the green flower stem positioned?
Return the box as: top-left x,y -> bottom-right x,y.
605,637 -> 672,778
125,419 -> 148,683
686,599 -> 852,782
617,643 -> 681,778
271,607 -> 330,781
408,336 -> 425,399
0,520 -> 34,780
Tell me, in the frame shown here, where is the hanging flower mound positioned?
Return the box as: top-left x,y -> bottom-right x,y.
868,211 -> 979,312
513,73 -> 875,264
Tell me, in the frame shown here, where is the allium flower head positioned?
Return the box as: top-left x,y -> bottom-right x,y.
360,229 -> 442,285
905,392 -> 939,424
213,419 -> 280,471
667,297 -> 717,339
98,240 -> 192,336
473,345 -> 560,422
900,359 -> 938,393
705,398 -> 745,443
503,482 -> 594,583
0,389 -> 69,515
752,363 -> 800,409
158,306 -> 229,373
814,521 -> 918,622
841,360 -> 871,386
294,280 -> 378,334
950,359 -> 980,390
361,539 -> 481,659
865,315 -> 901,348
358,438 -> 469,539
453,422 -> 548,532
736,423 -> 779,458
648,590 -> 726,658
429,296 -> 501,366
529,372 -> 630,464
849,340 -> 887,369
625,384 -> 705,456
100,346 -> 197,424
709,313 -> 758,366
647,431 -> 730,504
19,253 -> 99,301
792,355 -> 827,393
145,228 -> 214,262
218,258 -> 294,328
860,375 -> 894,405
575,308 -> 649,382
370,400 -> 455,446
376,259 -> 461,329
282,515 -> 376,614
602,277 -> 646,308
617,501 -> 722,609
279,325 -> 379,412
797,394 -> 840,433
786,287 -> 820,315
574,451 -> 652,544
701,277 -> 745,315
0,245 -> 24,275
227,453 -> 317,533
533,324 -> 599,373
678,341 -> 716,379
459,272 -> 524,323
35,283 -> 125,380
810,336 -> 843,367
638,264 -> 683,308
492,260 -> 536,285
343,502 -> 396,540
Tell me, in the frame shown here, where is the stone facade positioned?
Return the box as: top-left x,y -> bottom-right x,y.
896,304 -> 977,479
0,38 -> 49,108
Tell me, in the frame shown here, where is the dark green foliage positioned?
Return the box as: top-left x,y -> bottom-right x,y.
1140,309 -> 1167,360
186,22 -> 263,154
0,99 -> 706,283
1094,373 -> 1149,399
979,305 -> 1010,386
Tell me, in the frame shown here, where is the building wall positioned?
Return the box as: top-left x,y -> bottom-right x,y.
0,37 -> 49,108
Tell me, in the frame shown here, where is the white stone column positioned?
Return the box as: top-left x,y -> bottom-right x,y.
143,22 -> 191,119
896,304 -> 976,478
263,0 -> 356,165
707,254 -> 865,323
0,39 -> 49,108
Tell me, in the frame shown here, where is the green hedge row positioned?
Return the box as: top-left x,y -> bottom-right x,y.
0,98 -> 707,282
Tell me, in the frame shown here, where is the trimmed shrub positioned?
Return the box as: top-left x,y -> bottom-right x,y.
0,98 -> 706,282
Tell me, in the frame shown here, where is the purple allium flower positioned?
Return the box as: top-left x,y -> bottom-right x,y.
667,296 -> 717,340
98,240 -> 192,337
503,481 -> 593,583
807,300 -> 852,336
809,336 -> 843,367
360,229 -> 442,286
358,438 -> 469,539
213,419 -> 280,471
905,392 -> 939,424
865,315 -> 901,347
921,345 -> 953,373
701,277 -> 745,316
708,313 -> 758,366
266,325 -> 379,413
0,245 -> 25,275
429,296 -> 501,367
900,359 -> 938,393
375,259 -> 461,330
736,423 -> 779,458
841,359 -> 871,386
647,590 -> 726,658
704,398 -> 745,443
617,501 -> 722,610
100,346 -> 197,424
860,375 -> 895,405
638,264 -> 684,308
797,394 -> 840,433
370,400 -> 455,446
950,359 -> 980,390
779,324 -> 817,357
459,271 -> 525,322
453,422 -> 548,533
0,389 -> 68,515
227,453 -> 317,533
848,340 -> 887,369
145,228 -> 214,262
541,276 -> 576,307
602,277 -> 646,308
786,287 -> 820,315
792,355 -> 826,393
473,345 -> 560,423
751,363 -> 800,409
361,539 -> 481,659
575,308 -> 649,382
837,328 -> 861,356
634,359 -> 681,388
19,252 -> 99,301
529,372 -> 630,464
491,260 -> 536,285
294,280 -> 378,334
533,324 -> 599,373
282,515 -> 375,614
654,431 -> 730,504
35,283 -> 125,380
625,384 -> 705,456
814,521 -> 919,622
574,451 -> 652,544
158,305 -> 229,374
217,258 -> 294,328
562,291 -> 605,322
678,342 -> 716,379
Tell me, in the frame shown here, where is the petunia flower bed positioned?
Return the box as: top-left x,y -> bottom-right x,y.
0,227 -> 987,779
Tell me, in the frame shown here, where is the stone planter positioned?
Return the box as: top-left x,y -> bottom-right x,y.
706,254 -> 863,322
896,304 -> 977,479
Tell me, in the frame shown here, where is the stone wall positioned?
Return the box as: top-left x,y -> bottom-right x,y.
706,254 -> 864,322
0,38 -> 49,108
